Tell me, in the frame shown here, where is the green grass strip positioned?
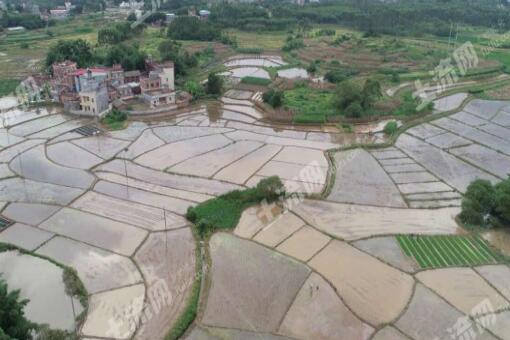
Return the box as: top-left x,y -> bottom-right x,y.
443,236 -> 473,265
397,235 -> 508,269
470,236 -> 502,263
396,235 -> 412,256
455,236 -> 489,265
415,237 -> 438,268
422,237 -> 449,267
436,236 -> 462,266
448,238 -> 476,265
406,237 -> 431,268
459,237 -> 493,264
414,237 -> 436,268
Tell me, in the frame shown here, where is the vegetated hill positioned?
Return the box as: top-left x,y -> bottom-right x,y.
206,0 -> 510,37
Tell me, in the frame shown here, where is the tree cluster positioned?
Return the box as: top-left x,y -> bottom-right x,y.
262,89 -> 283,108
460,178 -> 510,228
158,39 -> 198,76
0,277 -> 34,339
335,79 -> 382,118
98,22 -> 136,45
0,13 -> 48,29
46,39 -> 148,71
203,0 -> 510,37
45,39 -> 94,69
167,16 -> 220,41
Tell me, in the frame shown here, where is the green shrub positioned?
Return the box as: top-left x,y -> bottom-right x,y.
341,123 -> 353,132
206,73 -> 223,95
0,79 -> 19,97
0,277 -> 35,339
391,72 -> 400,83
262,88 -> 283,107
101,108 -> 127,130
255,176 -> 285,201
459,179 -> 496,227
315,28 -> 336,37
240,76 -> 272,86
186,177 -> 285,238
393,91 -> 433,116
306,61 -> 317,74
293,113 -> 326,124
494,178 -> 510,225
383,121 -> 399,135
344,102 -> 363,118
184,80 -> 204,98
332,34 -> 351,45
282,37 -> 304,52
324,68 -> 359,84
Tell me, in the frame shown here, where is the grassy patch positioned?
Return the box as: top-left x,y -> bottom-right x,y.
487,50 -> 510,70
100,108 -> 128,130
226,29 -> 286,50
235,47 -> 263,54
240,76 -> 272,86
383,120 -> 399,135
63,267 -> 88,308
0,79 -> 20,96
283,85 -> 337,123
397,235 -> 506,269
186,176 -> 285,237
484,83 -> 510,100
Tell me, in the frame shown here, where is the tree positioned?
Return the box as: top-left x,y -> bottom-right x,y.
344,102 -> 363,118
184,80 -> 204,98
262,89 -> 283,108
459,179 -> 496,227
158,39 -> 197,76
335,81 -> 362,112
0,278 -> 35,339
362,78 -> 382,98
102,44 -> 147,71
306,61 -> 317,74
206,73 -> 223,96
127,12 -> 137,22
167,16 -> 220,41
383,120 -> 399,135
494,177 -> 510,226
45,39 -> 93,69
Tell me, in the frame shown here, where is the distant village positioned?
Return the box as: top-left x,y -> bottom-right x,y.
0,0 -> 212,28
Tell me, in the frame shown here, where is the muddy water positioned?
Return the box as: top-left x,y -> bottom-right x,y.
483,229 -> 510,257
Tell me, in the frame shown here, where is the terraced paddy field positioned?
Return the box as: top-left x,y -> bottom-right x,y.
397,235 -> 507,269
2,94 -> 510,339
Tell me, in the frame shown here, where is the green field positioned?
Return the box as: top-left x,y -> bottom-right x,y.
283,85 -> 337,123
0,79 -> 20,96
486,50 -> 510,70
397,235 -> 506,269
240,76 -> 272,86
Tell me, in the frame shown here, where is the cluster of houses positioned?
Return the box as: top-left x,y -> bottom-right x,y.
40,58 -> 176,116
48,1 -> 73,19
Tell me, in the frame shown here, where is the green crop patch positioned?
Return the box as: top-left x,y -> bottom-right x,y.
396,235 -> 506,269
